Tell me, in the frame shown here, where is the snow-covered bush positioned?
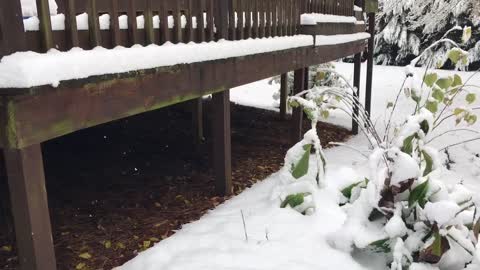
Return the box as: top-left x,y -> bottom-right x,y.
375,0 -> 480,69
277,27 -> 480,269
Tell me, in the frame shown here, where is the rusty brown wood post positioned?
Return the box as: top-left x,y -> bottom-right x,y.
212,0 -> 232,196
353,52 -> 361,135
0,0 -> 27,57
291,68 -> 306,144
365,12 -> 375,117
280,73 -> 289,120
36,0 -> 54,51
4,144 -> 57,270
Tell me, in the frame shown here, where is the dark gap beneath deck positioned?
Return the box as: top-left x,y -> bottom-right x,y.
0,100 -> 350,270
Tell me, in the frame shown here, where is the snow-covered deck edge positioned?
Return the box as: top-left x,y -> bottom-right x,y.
0,36 -> 313,89
315,33 -> 370,46
300,13 -> 358,25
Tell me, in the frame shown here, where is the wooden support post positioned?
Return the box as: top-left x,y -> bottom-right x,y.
280,73 -> 288,120
191,98 -> 204,147
212,91 -> 232,196
0,0 -> 27,57
291,68 -> 306,145
4,144 -> 57,270
36,0 -> 54,51
353,53 -> 361,135
365,12 -> 375,117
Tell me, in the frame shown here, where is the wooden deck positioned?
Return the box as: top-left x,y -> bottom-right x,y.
0,0 -> 374,269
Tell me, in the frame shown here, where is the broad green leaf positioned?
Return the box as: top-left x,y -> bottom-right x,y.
452,74 -> 463,87
448,50 -> 463,65
426,101 -> 438,113
303,108 -> 315,121
420,120 -> 430,134
341,181 -> 363,200
401,135 -> 416,155
78,252 -> 92,259
143,240 -> 151,249
466,93 -> 476,104
436,77 -> 453,89
409,180 -> 429,208
419,229 -> 450,263
368,238 -> 391,253
281,193 -> 306,208
432,88 -> 444,102
291,144 -> 312,179
412,90 -> 421,104
422,151 -> 434,176
76,263 -> 86,270
424,73 -> 438,87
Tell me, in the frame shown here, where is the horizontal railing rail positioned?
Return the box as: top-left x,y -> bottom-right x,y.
0,0 -> 355,59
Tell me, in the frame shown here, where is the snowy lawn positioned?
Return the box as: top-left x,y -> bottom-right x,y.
117,63 -> 480,270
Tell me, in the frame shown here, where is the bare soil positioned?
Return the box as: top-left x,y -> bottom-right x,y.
0,101 -> 350,270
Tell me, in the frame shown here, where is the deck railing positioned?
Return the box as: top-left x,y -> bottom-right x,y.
0,0 -> 355,58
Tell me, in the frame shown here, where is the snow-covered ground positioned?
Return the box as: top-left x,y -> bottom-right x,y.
117,63 -> 480,270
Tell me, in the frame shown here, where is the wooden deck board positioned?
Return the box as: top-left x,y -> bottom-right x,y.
0,39 -> 367,149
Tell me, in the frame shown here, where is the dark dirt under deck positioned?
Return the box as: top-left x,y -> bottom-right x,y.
0,101 -> 350,270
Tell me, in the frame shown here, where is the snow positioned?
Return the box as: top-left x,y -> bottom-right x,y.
301,13 -> 358,25
423,201 -> 461,226
21,0 -> 57,17
0,36 -> 313,88
315,33 -> 371,46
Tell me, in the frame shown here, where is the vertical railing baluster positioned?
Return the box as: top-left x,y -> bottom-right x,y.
159,0 -> 170,44
127,0 -> 138,46
237,0 -> 244,40
196,0 -> 206,42
37,0 -> 54,51
65,0 -> 79,48
185,0 -> 194,42
173,0 -> 182,43
228,0 -> 236,40
259,0 -> 265,38
271,0 -> 277,37
206,0 -> 215,41
144,0 -> 155,44
252,0 -> 258,38
87,0 -> 101,48
265,0 -> 271,37
245,0 -> 252,38
110,0 -> 121,47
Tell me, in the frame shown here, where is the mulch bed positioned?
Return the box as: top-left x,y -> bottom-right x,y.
0,101 -> 350,270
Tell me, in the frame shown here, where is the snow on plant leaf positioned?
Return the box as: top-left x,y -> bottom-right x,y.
408,180 -> 429,208
424,73 -> 438,87
291,144 -> 312,179
419,228 -> 450,264
466,114 -> 477,125
341,179 -> 367,200
422,150 -> 434,176
462,26 -> 472,44
401,135 -> 416,155
367,238 -> 391,253
280,193 -> 306,208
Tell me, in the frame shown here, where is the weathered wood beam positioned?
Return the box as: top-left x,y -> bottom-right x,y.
4,144 -> 57,270
0,40 -> 368,149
